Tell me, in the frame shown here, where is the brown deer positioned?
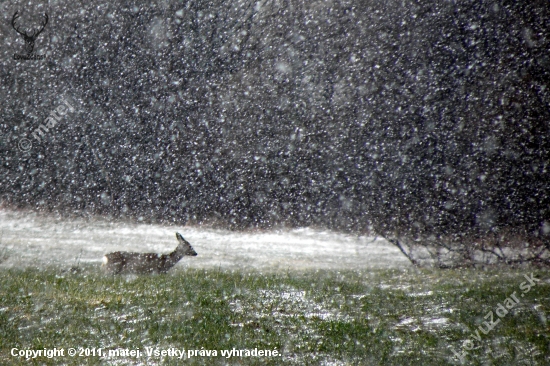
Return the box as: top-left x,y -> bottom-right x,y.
102,232 -> 197,274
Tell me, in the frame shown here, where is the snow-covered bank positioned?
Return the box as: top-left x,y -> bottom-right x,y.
0,210 -> 410,271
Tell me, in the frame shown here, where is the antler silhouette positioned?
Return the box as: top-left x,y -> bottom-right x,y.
11,11 -> 48,54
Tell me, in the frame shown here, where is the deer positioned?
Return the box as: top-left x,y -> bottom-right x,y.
102,232 -> 197,274
11,11 -> 48,54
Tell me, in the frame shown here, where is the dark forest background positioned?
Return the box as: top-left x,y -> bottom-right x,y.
1,0 -> 549,257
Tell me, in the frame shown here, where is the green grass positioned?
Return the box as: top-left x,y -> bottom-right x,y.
0,267 -> 549,365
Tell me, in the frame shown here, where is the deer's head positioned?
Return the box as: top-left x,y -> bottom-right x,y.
12,11 -> 48,54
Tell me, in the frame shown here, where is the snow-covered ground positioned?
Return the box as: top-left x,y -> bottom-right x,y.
0,210 -> 410,271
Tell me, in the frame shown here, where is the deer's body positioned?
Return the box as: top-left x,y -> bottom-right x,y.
102,232 -> 197,274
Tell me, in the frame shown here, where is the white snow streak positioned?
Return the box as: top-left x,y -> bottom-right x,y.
0,210 -> 410,270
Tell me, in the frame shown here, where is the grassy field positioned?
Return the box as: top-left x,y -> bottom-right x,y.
0,267 -> 549,365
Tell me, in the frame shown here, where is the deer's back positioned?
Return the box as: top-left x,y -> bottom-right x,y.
103,251 -> 168,274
